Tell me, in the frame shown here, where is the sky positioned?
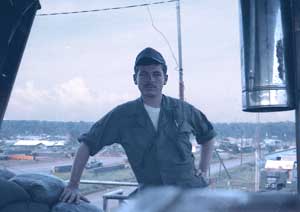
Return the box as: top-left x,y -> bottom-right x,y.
4,0 -> 295,123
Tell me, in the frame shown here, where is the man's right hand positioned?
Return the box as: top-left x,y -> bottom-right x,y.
60,143 -> 91,204
59,184 -> 90,204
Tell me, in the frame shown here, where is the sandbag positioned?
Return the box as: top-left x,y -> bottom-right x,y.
28,202 -> 50,212
10,173 -> 65,206
0,202 -> 27,212
0,202 -> 50,212
0,178 -> 30,209
0,169 -> 15,180
51,202 -> 102,212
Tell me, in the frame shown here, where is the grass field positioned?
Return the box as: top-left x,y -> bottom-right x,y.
211,163 -> 255,191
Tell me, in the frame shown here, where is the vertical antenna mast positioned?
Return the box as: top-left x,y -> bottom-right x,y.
176,0 -> 184,100
255,113 -> 261,191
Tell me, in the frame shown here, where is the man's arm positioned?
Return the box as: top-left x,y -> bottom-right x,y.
198,138 -> 215,176
60,142 -> 90,203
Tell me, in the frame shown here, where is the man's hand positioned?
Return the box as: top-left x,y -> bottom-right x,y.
60,143 -> 91,204
195,169 -> 210,186
59,184 -> 90,204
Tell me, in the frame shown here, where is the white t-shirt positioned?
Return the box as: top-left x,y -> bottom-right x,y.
144,104 -> 160,131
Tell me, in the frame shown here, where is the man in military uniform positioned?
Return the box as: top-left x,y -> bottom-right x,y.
60,47 -> 216,203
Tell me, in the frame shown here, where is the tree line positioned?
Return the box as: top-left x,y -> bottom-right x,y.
0,120 -> 295,141
214,122 -> 295,141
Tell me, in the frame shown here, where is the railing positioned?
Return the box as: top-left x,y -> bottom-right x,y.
79,180 -> 138,212
80,180 -> 138,187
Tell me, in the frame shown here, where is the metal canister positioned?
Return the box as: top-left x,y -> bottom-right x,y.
239,0 -> 295,112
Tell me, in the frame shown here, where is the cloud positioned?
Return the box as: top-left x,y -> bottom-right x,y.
55,78 -> 94,106
9,81 -> 53,111
6,78 -> 137,121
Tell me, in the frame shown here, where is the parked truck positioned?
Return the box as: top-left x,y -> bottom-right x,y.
85,160 -> 103,169
261,159 -> 296,191
53,165 -> 72,173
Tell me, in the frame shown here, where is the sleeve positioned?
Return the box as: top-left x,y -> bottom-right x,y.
190,106 -> 217,145
78,108 -> 121,156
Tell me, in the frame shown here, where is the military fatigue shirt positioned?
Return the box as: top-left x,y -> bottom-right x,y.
79,95 -> 217,188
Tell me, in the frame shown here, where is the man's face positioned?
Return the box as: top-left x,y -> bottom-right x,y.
135,64 -> 167,98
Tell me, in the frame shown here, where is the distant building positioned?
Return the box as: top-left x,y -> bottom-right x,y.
11,140 -> 64,152
264,139 -> 282,146
13,139 -> 65,147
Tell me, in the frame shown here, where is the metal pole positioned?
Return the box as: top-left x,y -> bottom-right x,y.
292,0 -> 300,194
255,113 -> 261,192
296,97 -> 300,194
176,0 -> 184,101
240,137 -> 243,165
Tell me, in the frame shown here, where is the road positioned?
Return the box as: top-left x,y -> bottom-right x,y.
1,155 -> 126,174
211,155 -> 253,175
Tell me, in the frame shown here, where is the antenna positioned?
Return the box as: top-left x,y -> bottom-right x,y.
176,0 -> 184,100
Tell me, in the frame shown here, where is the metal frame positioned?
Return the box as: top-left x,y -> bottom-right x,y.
292,0 -> 300,194
79,180 -> 138,211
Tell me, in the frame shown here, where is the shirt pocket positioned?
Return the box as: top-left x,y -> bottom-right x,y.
178,121 -> 192,133
174,121 -> 193,160
177,121 -> 192,142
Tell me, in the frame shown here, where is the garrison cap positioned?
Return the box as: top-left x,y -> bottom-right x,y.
134,47 -> 167,73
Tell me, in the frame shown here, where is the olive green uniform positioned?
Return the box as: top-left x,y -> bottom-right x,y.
79,95 -> 216,188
